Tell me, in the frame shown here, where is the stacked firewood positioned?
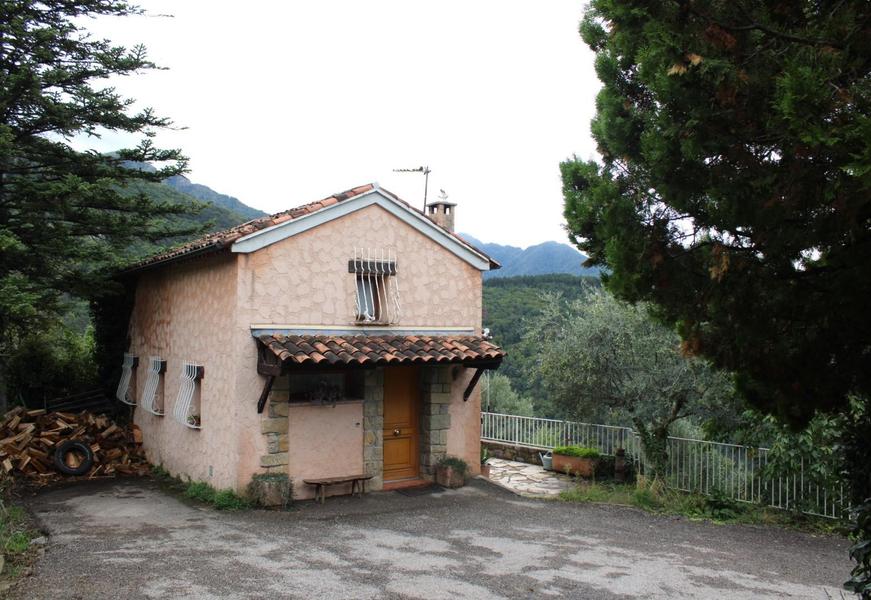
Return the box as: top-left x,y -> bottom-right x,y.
0,407 -> 148,483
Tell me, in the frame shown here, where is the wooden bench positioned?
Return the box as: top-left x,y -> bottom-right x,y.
303,474 -> 374,504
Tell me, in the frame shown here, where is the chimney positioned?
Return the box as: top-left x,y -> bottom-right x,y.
427,189 -> 456,232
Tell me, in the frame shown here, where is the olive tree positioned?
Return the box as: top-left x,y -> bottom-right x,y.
534,289 -> 735,479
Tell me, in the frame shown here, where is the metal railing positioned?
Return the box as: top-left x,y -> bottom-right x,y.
481,412 -> 846,519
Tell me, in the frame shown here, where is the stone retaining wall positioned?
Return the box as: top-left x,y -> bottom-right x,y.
483,440 -> 546,466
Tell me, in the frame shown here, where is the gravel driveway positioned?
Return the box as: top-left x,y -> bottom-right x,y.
12,477 -> 851,599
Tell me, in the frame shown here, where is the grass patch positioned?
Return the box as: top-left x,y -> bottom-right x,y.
559,480 -> 842,535
152,465 -> 251,511
211,489 -> 250,511
0,485 -> 40,585
181,480 -> 249,510
560,482 -> 634,505
183,481 -> 215,503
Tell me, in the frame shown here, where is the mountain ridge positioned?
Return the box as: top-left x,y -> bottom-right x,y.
461,234 -> 600,279
118,163 -> 599,280
122,161 -> 267,222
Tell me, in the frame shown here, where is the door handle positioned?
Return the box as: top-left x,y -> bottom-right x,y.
393,429 -> 401,436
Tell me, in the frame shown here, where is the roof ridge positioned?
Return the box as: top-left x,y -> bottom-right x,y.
122,182 -> 499,274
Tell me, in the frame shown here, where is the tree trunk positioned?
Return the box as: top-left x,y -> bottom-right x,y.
634,419 -> 670,482
0,360 -> 8,416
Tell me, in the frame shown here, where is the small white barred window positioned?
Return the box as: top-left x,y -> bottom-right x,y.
173,362 -> 204,430
350,247 -> 400,324
116,353 -> 138,405
140,356 -> 167,416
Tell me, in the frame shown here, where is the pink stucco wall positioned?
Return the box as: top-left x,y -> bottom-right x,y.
242,204 -> 483,330
286,401 -> 364,500
447,368 -> 483,476
127,200 -> 486,494
127,253 -> 262,490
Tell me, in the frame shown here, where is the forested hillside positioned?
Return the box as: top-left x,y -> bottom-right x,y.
113,179 -> 253,260
164,175 -> 266,221
483,274 -> 599,416
114,163 -> 265,260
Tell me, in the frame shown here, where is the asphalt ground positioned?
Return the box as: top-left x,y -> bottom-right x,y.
9,477 -> 852,599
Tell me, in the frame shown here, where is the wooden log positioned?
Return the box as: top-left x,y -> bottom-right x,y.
100,424 -> 119,439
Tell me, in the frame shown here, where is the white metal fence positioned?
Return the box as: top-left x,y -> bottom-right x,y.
481,412 -> 846,519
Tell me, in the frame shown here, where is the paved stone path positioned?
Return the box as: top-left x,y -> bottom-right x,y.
486,457 -> 574,496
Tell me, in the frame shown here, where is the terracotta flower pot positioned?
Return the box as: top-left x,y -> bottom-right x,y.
480,464 -> 491,479
435,465 -> 466,488
552,453 -> 597,478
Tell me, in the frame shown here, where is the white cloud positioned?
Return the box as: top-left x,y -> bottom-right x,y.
77,0 -> 599,247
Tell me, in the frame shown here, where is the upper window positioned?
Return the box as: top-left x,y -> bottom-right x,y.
349,248 -> 400,324
116,353 -> 138,405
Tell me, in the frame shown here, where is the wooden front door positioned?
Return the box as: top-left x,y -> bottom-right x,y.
383,367 -> 419,481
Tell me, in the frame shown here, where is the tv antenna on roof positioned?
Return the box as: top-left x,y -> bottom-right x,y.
392,166 -> 431,212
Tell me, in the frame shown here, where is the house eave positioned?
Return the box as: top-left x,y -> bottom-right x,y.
230,188 -> 494,272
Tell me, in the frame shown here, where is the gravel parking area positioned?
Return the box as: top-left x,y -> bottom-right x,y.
11,477 -> 851,599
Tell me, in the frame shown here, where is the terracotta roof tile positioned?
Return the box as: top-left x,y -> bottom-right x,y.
258,334 -> 505,367
124,183 -> 499,273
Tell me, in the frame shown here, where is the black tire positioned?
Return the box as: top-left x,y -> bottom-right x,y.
53,440 -> 94,476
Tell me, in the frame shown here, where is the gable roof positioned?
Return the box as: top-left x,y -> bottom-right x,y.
125,184 -> 499,273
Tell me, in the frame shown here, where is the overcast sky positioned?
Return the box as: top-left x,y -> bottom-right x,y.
80,1 -> 600,248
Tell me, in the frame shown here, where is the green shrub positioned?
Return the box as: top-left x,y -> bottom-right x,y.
438,456 -> 469,476
3,531 -> 30,554
151,464 -> 172,480
184,481 -> 215,503
212,489 -> 250,511
845,499 -> 871,597
182,481 -> 249,510
6,323 -> 98,406
631,486 -> 663,511
703,490 -> 744,521
553,445 -> 601,459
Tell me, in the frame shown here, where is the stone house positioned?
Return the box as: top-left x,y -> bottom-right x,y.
116,184 -> 504,500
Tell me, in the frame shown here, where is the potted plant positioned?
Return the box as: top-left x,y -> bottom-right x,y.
480,447 -> 491,478
551,445 -> 600,477
436,456 -> 468,488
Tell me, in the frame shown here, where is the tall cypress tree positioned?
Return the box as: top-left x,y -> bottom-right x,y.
562,1 -> 871,427
0,0 -> 201,349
